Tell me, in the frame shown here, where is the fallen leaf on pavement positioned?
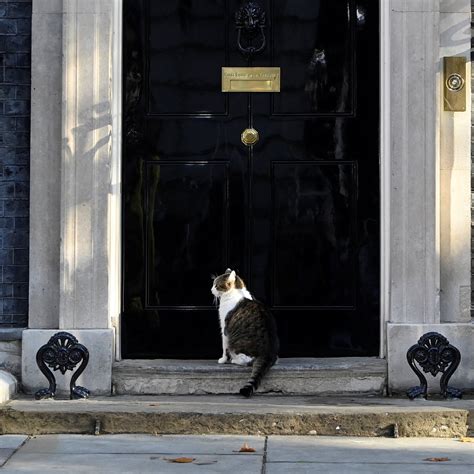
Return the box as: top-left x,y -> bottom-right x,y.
236,443 -> 256,453
164,457 -> 195,463
459,437 -> 474,443
423,457 -> 450,462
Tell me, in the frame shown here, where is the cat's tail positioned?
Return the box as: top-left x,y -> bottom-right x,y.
239,355 -> 277,398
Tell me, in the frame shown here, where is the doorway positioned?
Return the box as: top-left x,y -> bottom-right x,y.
121,0 -> 380,358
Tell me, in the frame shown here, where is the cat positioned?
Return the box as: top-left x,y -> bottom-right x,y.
211,269 -> 279,397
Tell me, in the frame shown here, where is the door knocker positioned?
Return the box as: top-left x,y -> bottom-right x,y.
235,1 -> 267,58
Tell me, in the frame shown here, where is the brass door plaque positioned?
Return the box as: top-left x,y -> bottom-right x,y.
222,67 -> 280,92
443,57 -> 466,112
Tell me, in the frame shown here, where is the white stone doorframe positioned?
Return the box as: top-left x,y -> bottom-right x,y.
386,0 -> 473,391
22,0 -> 473,395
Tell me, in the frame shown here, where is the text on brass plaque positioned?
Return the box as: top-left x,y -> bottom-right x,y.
222,67 -> 280,92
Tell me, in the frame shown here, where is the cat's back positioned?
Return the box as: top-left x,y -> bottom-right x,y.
228,297 -> 269,322
226,297 -> 278,337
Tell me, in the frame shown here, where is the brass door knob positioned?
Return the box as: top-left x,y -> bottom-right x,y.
241,128 -> 259,146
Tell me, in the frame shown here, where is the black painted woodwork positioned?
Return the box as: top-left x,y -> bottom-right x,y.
122,0 -> 380,359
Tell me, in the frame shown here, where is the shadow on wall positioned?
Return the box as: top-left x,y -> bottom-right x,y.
61,98 -> 113,320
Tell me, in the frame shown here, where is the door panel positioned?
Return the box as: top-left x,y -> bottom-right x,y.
271,0 -> 354,115
122,0 -> 379,358
271,162 -> 357,308
145,161 -> 230,307
147,0 -> 229,115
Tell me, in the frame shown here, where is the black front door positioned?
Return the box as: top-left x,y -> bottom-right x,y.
122,0 -> 380,359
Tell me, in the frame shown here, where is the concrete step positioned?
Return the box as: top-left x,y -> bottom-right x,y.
112,357 -> 387,396
1,395 -> 472,438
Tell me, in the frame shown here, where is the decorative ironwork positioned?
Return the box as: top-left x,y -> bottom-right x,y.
235,1 -> 266,58
406,332 -> 462,400
35,332 -> 90,400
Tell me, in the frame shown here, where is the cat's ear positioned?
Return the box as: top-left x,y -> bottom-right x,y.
225,268 -> 232,274
228,270 -> 236,284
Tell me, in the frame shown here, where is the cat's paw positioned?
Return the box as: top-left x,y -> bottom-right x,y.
231,354 -> 253,366
239,384 -> 254,398
218,356 -> 229,364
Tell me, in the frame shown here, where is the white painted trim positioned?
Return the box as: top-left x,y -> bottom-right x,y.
380,0 -> 391,358
111,0 -> 123,361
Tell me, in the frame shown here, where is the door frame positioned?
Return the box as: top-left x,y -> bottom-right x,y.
379,0 -> 390,359
112,0 -> 390,360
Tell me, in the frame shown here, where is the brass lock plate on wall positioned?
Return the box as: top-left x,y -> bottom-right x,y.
444,57 -> 466,112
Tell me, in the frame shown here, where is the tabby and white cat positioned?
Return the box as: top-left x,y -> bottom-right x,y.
211,269 -> 279,397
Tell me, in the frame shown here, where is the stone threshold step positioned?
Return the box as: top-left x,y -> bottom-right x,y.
113,357 -> 387,395
1,395 -> 472,438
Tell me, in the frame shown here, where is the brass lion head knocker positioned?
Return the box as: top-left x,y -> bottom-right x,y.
235,1 -> 267,59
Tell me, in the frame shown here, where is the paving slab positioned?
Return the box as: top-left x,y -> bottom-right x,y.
3,434 -> 474,473
2,453 -> 263,473
267,436 -> 474,464
3,435 -> 263,473
18,434 -> 265,455
0,435 -> 28,450
0,449 -> 16,468
266,462 -> 473,473
266,436 -> 474,474
0,435 -> 27,467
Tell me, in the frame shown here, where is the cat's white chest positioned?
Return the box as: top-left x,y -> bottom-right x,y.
218,289 -> 252,331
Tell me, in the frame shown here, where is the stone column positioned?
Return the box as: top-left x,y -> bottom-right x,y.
389,0 -> 441,326
28,0 -> 63,329
22,0 -> 121,395
387,0 -> 473,392
60,0 -> 115,330
439,0 -> 471,323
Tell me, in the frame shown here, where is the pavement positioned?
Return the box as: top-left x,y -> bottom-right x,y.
0,434 -> 473,473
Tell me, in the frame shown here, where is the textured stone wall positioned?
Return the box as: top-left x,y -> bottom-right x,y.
0,0 -> 31,327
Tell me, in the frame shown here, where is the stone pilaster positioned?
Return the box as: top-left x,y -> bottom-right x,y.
389,0 -> 441,325
28,0 -> 63,329
60,0 -> 118,330
439,0 -> 471,322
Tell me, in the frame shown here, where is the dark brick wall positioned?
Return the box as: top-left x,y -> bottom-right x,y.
0,0 -> 31,327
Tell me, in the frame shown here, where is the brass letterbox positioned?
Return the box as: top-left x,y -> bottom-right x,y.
222,67 -> 280,93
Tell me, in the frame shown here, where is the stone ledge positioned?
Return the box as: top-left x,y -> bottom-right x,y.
0,329 -> 24,341
113,358 -> 387,396
0,395 -> 471,438
0,370 -> 17,404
